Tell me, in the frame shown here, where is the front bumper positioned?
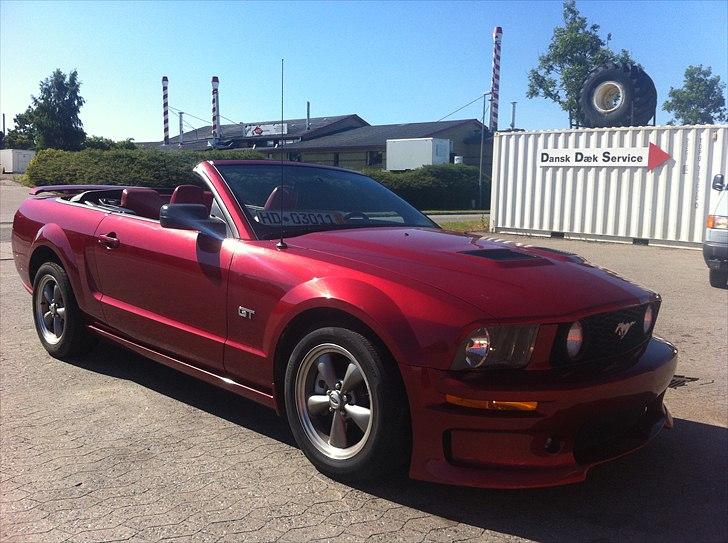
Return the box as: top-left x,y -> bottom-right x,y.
401,337 -> 677,489
703,239 -> 728,270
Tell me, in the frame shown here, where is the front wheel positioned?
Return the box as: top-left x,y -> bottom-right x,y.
284,327 -> 410,481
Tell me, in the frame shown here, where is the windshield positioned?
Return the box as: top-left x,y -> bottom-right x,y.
215,163 -> 438,239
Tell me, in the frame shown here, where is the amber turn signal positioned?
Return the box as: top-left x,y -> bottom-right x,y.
445,395 -> 538,411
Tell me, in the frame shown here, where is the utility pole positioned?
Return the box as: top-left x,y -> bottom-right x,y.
510,101 -> 517,130
477,92 -> 490,210
178,111 -> 184,146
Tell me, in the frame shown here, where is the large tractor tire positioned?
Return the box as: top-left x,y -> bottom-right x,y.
579,63 -> 657,128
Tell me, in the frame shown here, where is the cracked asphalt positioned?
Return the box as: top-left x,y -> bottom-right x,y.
1,181 -> 727,542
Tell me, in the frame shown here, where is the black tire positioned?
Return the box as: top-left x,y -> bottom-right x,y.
579,63 -> 657,128
284,326 -> 410,481
32,262 -> 97,358
709,268 -> 728,289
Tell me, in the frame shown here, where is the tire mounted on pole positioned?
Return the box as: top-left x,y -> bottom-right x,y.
578,63 -> 657,128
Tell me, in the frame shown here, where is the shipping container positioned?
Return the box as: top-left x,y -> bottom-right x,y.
0,149 -> 36,174
490,125 -> 728,247
386,138 -> 450,171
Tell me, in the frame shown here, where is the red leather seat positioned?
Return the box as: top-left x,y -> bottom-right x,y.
263,186 -> 297,211
170,184 -> 204,204
121,188 -> 164,219
170,185 -> 213,214
202,191 -> 214,213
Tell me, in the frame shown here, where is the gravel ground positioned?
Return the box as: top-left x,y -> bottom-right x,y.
1,226 -> 726,542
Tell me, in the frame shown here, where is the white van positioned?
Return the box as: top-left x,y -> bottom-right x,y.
704,174 -> 728,288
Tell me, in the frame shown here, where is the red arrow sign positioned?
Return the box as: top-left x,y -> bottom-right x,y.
647,143 -> 671,171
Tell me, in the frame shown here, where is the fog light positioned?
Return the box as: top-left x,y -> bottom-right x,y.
566,321 -> 584,359
643,304 -> 654,333
445,395 -> 538,411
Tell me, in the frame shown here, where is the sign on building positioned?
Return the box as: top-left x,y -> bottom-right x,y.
538,143 -> 671,171
244,123 -> 288,137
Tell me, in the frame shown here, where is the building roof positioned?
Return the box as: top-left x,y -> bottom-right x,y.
138,114 -> 368,150
280,119 -> 485,151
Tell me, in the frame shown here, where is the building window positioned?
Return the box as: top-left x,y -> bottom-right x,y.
333,153 -> 340,167
367,151 -> 383,166
288,152 -> 301,162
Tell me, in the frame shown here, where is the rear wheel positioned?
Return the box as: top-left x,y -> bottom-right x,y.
284,327 -> 410,481
32,262 -> 97,358
709,268 -> 728,289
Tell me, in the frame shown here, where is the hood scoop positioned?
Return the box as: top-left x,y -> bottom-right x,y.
461,248 -> 536,260
460,248 -> 550,267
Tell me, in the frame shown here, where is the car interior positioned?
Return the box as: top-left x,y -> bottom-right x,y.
68,184 -> 216,220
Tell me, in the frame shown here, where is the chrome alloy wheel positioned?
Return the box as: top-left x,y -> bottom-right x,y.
35,275 -> 66,345
294,343 -> 374,460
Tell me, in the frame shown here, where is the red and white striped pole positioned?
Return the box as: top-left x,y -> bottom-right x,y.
211,76 -> 220,144
489,26 -> 502,133
162,76 -> 169,145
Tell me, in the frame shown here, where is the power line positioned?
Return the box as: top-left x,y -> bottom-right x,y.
437,93 -> 491,122
168,105 -> 209,126
169,105 -> 247,128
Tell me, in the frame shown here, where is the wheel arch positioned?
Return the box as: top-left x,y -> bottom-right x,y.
28,244 -> 65,284
272,305 -> 408,416
28,224 -> 95,315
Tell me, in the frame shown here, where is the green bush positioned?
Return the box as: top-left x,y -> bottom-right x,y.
24,148 -> 265,187
362,164 -> 489,210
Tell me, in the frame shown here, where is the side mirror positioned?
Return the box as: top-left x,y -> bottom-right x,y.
713,174 -> 725,191
160,203 -> 226,239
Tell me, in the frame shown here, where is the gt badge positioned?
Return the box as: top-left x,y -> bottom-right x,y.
238,306 -> 255,319
614,321 -> 635,339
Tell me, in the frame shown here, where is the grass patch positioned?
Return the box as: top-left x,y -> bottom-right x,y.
437,215 -> 490,233
423,209 -> 488,215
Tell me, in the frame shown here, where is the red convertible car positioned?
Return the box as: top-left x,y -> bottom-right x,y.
12,160 -> 677,489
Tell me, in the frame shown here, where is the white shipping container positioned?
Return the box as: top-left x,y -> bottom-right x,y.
0,149 -> 36,174
490,125 -> 728,247
386,138 -> 450,171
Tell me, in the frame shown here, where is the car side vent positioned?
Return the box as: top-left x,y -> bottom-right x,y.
461,249 -> 538,261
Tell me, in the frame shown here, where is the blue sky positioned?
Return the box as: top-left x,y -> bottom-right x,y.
1,0 -> 726,142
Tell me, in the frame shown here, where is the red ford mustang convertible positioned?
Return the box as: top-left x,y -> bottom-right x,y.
12,160 -> 677,488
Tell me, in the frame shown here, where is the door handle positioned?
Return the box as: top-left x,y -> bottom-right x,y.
98,233 -> 119,249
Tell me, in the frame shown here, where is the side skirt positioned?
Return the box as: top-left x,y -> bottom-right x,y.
87,324 -> 277,410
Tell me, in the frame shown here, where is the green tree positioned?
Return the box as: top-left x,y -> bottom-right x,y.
83,135 -> 115,150
527,0 -> 635,117
663,65 -> 727,125
84,136 -> 137,150
4,107 -> 37,149
31,69 -> 86,150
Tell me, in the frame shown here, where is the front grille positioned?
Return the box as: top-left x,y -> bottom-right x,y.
551,302 -> 658,366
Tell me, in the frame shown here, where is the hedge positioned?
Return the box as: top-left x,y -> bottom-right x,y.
24,149 -> 489,210
24,148 -> 265,188
363,164 -> 489,210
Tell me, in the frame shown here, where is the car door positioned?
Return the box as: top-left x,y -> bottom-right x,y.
93,212 -> 235,373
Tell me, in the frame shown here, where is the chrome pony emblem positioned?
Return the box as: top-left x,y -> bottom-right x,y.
614,321 -> 636,339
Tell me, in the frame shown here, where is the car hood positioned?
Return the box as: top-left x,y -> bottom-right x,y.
290,227 -> 655,322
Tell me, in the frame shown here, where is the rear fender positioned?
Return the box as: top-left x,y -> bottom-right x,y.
30,224 -> 98,316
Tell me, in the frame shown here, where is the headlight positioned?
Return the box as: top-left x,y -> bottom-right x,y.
707,215 -> 728,229
452,325 -> 538,370
566,321 -> 584,359
643,304 -> 655,334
